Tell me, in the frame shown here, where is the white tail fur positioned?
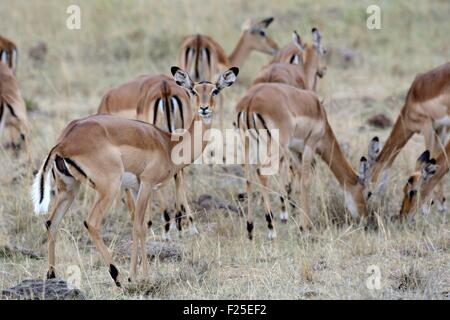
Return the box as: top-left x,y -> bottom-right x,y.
31,151 -> 54,215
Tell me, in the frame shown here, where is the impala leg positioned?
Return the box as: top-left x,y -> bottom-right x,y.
124,188 -> 136,221
242,134 -> 254,240
279,155 -> 291,223
156,189 -> 173,240
84,183 -> 122,287
175,170 -> 198,236
296,146 -> 314,231
256,167 -> 276,240
132,182 -> 152,280
46,182 -> 79,279
432,129 -> 447,212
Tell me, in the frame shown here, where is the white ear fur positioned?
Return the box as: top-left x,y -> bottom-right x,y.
292,31 -> 302,48
216,67 -> 239,91
171,66 -> 194,91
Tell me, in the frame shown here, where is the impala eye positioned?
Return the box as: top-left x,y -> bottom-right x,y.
212,89 -> 220,96
191,90 -> 198,96
259,30 -> 266,37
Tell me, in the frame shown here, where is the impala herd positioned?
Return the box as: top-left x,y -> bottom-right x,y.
0,17 -> 449,286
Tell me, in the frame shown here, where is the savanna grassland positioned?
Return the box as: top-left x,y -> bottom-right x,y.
0,0 -> 449,299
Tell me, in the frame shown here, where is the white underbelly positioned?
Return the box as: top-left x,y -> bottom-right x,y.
434,116 -> 450,128
121,172 -> 139,191
288,138 -> 305,153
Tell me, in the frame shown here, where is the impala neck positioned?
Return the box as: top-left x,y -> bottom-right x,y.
318,122 -> 359,187
228,33 -> 251,68
370,108 -> 414,183
170,112 -> 213,170
303,47 -> 319,91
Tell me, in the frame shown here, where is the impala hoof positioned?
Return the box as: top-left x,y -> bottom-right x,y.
279,210 -> 288,223
267,229 -> 277,240
162,232 -> 171,241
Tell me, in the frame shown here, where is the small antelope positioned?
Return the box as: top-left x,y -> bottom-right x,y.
31,66 -> 239,286
178,17 -> 277,132
98,74 -> 193,239
263,28 -> 326,91
0,35 -> 18,73
0,62 -> 30,162
360,62 -> 450,211
236,83 -> 367,239
399,149 -> 444,219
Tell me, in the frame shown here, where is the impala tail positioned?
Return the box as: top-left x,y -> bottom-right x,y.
184,35 -> 212,82
31,147 -> 57,215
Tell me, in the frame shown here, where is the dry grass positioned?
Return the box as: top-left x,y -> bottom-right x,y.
0,0 -> 449,299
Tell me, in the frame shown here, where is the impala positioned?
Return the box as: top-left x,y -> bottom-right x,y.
360,62 -> 450,211
31,66 -> 239,286
0,35 -> 18,73
0,61 -> 30,162
98,74 -> 192,239
399,149 -> 444,219
178,17 -> 277,132
236,83 -> 367,239
265,28 -> 326,91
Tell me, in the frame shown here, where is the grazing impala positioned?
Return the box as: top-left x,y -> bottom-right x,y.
236,83 -> 367,239
98,74 -> 193,239
0,62 -> 30,162
0,36 -> 18,73
178,17 -> 277,132
399,149 -> 444,219
31,66 -> 239,286
360,62 -> 450,211
264,28 -> 326,91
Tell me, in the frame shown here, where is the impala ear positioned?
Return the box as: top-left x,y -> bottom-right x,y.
415,150 -> 430,171
255,17 -> 274,29
368,136 -> 380,162
290,31 -> 304,65
292,30 -> 303,48
421,158 -> 437,182
358,156 -> 369,184
312,27 -> 324,54
171,66 -> 194,91
216,67 -> 239,91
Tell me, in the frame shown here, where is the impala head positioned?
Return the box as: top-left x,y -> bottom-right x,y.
304,27 -> 327,78
358,136 -> 381,199
241,17 -> 278,55
399,150 -> 437,218
171,66 -> 239,124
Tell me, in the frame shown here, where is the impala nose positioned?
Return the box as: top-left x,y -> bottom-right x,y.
199,106 -> 209,115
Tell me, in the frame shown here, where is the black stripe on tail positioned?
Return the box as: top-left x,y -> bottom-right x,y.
153,98 -> 160,125
0,102 -> 4,125
6,104 -> 17,118
39,149 -> 55,203
173,95 -> 184,129
256,113 -> 272,138
164,96 -> 171,133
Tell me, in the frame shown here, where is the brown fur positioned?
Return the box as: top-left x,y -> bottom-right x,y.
236,83 -> 366,237
0,62 -> 30,162
368,62 -> 450,193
